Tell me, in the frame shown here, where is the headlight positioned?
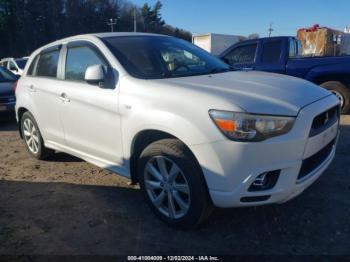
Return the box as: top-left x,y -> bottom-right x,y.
209,110 -> 295,141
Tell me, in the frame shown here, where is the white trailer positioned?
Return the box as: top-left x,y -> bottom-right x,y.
192,33 -> 243,56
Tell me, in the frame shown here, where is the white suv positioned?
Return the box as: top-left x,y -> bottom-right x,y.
15,33 -> 340,228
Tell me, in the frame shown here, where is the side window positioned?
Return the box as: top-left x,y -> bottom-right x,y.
65,46 -> 107,82
224,44 -> 257,64
261,41 -> 282,63
296,40 -> 302,56
289,39 -> 302,58
27,55 -> 39,76
3,61 -> 8,68
289,39 -> 297,57
36,50 -> 60,78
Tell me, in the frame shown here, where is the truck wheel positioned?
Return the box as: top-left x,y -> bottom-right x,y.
321,81 -> 350,113
138,138 -> 213,229
21,111 -> 54,160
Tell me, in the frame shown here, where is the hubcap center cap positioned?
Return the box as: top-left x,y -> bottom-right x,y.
163,182 -> 172,191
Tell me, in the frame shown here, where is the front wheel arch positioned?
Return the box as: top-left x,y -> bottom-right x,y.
129,130 -> 208,190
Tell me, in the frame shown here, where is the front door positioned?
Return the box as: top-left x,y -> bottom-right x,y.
59,43 -> 123,165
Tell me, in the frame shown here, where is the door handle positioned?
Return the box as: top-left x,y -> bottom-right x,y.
59,93 -> 70,102
242,67 -> 253,71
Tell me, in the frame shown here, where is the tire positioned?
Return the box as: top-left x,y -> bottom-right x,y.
138,138 -> 213,229
20,111 -> 54,160
320,81 -> 350,113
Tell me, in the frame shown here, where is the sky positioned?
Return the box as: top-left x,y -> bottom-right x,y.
130,0 -> 350,37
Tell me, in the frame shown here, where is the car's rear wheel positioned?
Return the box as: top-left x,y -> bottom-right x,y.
21,111 -> 54,159
321,81 -> 350,113
138,138 -> 213,228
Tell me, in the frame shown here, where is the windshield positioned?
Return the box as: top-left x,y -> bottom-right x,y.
102,35 -> 231,79
15,58 -> 28,69
0,67 -> 18,82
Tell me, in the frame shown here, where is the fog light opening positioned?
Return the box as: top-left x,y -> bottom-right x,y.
248,170 -> 280,192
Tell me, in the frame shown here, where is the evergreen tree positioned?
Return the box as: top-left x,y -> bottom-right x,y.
0,0 -> 192,58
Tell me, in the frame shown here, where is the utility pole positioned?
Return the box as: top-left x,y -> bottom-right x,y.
107,18 -> 117,32
268,23 -> 274,37
133,7 -> 137,32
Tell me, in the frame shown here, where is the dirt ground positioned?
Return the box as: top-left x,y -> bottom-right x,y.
0,114 -> 349,255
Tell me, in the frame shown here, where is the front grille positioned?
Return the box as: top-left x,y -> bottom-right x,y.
309,106 -> 339,137
297,139 -> 335,180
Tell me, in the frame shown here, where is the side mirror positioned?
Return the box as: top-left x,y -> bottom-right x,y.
84,64 -> 117,89
85,64 -> 105,84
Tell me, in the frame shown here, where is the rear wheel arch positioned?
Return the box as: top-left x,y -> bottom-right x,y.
17,107 -> 29,139
319,81 -> 350,113
312,74 -> 350,87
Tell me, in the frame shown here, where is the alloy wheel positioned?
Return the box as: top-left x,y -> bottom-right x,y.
144,156 -> 191,219
23,118 -> 40,154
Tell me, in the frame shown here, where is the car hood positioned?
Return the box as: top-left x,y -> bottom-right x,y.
158,71 -> 331,116
0,81 -> 15,97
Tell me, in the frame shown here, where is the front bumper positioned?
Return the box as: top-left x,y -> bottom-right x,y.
190,95 -> 340,208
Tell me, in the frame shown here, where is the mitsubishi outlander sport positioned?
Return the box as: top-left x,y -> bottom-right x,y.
15,33 -> 340,228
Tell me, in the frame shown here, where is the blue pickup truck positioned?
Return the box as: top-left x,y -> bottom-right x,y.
220,36 -> 350,113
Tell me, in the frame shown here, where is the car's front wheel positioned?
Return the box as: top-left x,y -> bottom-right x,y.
138,138 -> 213,229
21,111 -> 53,159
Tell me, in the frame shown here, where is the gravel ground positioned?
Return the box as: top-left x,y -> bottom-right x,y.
0,115 -> 349,255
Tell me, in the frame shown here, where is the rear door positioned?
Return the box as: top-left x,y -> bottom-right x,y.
221,42 -> 258,70
254,38 -> 287,74
20,46 -> 65,144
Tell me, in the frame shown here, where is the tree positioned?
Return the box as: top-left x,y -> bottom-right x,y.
0,0 -> 192,58
141,1 -> 164,32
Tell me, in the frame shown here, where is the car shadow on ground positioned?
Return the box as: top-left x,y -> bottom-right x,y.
45,153 -> 83,163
